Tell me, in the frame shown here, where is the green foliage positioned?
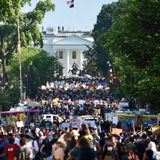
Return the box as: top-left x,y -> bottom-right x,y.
0,0 -> 55,110
0,47 -> 61,110
83,46 -> 99,76
10,47 -> 62,98
92,0 -> 160,110
91,2 -> 119,78
109,0 -> 160,67
0,79 -> 19,110
93,2 -> 118,35
0,0 -> 55,79
107,0 -> 160,110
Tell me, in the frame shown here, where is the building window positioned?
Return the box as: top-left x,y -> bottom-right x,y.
59,51 -> 63,59
72,51 -> 76,59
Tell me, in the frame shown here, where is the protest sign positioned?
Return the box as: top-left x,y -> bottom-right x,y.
112,128 -> 123,135
151,126 -> 160,134
16,121 -> 24,128
112,116 -> 118,125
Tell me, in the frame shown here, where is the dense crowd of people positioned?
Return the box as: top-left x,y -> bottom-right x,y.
36,76 -> 116,118
0,76 -> 159,160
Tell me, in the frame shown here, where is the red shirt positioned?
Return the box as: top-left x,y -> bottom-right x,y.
43,130 -> 49,136
4,144 -> 19,160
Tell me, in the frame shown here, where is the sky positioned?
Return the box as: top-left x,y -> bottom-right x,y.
23,0 -> 117,31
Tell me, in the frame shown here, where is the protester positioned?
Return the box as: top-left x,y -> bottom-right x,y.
67,136 -> 97,160
4,136 -> 19,160
38,138 -> 52,160
0,76 -> 159,160
143,149 -> 156,160
102,142 -> 119,160
25,132 -> 37,160
14,137 -> 32,160
52,141 -> 65,160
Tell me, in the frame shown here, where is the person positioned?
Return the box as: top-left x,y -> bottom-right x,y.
117,143 -> 129,160
135,133 -> 148,160
156,144 -> 160,160
147,138 -> 157,158
126,143 -> 139,160
52,141 -> 65,160
38,138 -> 52,160
67,136 -> 97,160
25,132 -> 37,159
0,146 -> 7,160
143,149 -> 156,160
102,142 -> 119,160
65,132 -> 78,158
4,136 -> 19,160
14,137 -> 32,160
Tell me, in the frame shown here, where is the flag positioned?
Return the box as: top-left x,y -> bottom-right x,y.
67,0 -> 74,8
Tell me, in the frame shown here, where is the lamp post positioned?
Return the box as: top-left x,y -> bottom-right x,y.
17,14 -> 23,101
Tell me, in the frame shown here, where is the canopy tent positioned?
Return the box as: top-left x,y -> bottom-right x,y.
27,101 -> 42,107
0,109 -> 40,116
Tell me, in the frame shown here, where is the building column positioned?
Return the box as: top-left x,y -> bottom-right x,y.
80,50 -> 83,70
66,49 -> 70,74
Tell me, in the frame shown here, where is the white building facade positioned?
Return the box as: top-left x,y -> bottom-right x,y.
43,28 -> 93,76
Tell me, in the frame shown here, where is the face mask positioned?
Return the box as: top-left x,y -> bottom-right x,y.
107,146 -> 113,151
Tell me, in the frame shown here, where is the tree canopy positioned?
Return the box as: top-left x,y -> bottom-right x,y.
0,0 -> 55,81
91,2 -> 118,77
92,0 -> 160,111
0,0 -> 56,109
0,47 -> 62,110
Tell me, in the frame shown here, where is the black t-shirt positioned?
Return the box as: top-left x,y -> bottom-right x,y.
41,143 -> 52,157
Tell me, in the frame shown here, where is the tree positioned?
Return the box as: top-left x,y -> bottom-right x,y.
108,0 -> 160,111
82,46 -> 99,76
92,0 -> 160,111
9,47 -> 62,98
0,0 -> 55,82
91,2 -> 121,78
0,47 -> 62,110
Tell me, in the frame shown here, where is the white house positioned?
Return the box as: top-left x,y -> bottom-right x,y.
43,27 -> 93,76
